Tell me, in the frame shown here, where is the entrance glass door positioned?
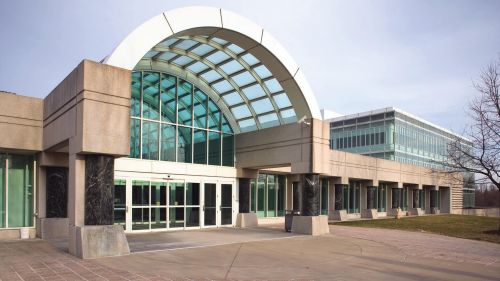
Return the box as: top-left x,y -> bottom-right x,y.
220,184 -> 233,225
204,183 -> 217,226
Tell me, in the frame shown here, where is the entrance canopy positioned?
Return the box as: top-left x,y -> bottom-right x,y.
104,6 -> 321,133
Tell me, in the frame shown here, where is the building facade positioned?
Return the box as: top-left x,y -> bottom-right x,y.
0,7 -> 465,258
329,107 -> 475,207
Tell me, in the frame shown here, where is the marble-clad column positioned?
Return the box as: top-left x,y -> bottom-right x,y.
302,174 -> 320,216
367,186 -> 376,209
46,167 -> 69,218
238,178 -> 250,213
84,155 -> 114,225
334,184 -> 345,210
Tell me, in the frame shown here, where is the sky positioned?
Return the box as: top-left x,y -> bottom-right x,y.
1,0 -> 499,133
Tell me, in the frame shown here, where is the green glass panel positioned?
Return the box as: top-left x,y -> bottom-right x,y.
132,180 -> 149,206
8,155 -> 34,227
142,121 -> 159,160
208,99 -> 221,130
193,88 -> 207,128
222,134 -> 234,167
0,154 -> 5,228
142,72 -> 160,120
131,72 -> 141,117
151,208 -> 167,229
257,174 -> 265,218
178,79 -> 193,126
160,124 -> 175,162
193,130 -> 207,164
169,207 -> 184,228
160,73 -> 176,123
151,182 -> 167,206
267,175 -> 276,217
221,114 -> 233,134
178,127 -> 192,163
343,185 -> 349,210
186,207 -> 200,227
130,118 -> 141,158
186,183 -> 199,206
132,208 -> 149,230
250,179 -> 256,213
277,175 -> 286,216
208,131 -> 221,166
169,182 -> 185,206
114,179 -> 126,226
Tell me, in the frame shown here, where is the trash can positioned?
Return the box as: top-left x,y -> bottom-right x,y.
20,227 -> 30,239
285,210 -> 300,232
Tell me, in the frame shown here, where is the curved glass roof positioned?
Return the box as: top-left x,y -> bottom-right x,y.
135,35 -> 298,133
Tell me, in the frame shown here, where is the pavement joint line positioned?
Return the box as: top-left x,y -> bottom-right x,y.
224,243 -> 243,280
130,234 -> 308,255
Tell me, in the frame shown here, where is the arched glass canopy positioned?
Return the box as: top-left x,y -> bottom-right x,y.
134,35 -> 297,133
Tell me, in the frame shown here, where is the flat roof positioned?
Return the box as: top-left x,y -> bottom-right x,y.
328,106 -> 470,142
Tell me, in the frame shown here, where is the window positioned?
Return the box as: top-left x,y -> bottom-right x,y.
130,71 -> 234,167
0,154 -> 34,228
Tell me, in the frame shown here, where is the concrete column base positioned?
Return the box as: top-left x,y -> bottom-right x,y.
69,225 -> 130,259
409,208 -> 425,216
361,209 -> 378,219
36,218 -> 69,239
431,208 -> 440,214
235,213 -> 258,228
291,215 -> 329,236
332,210 -> 347,221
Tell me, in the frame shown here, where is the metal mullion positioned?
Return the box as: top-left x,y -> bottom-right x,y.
162,45 -> 261,129
167,53 -> 182,64
157,75 -> 162,161
238,81 -> 259,91
255,109 -> 279,118
139,71 -> 144,159
226,68 -> 248,78
175,76 -> 179,162
213,57 -> 234,68
209,77 -> 226,86
5,157 -> 8,228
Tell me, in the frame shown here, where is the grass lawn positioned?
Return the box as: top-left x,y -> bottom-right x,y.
332,215 -> 500,244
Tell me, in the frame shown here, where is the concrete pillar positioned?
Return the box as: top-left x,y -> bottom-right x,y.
236,178 -> 257,228
302,174 -> 320,216
291,174 -> 329,235
69,153 -> 130,259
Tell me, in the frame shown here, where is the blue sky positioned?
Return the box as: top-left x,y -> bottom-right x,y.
1,0 -> 499,132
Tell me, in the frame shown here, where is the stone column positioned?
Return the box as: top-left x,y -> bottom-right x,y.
291,174 -> 329,235
238,178 -> 250,213
292,181 -> 301,212
366,186 -> 376,209
85,155 -> 114,225
69,154 -> 130,259
302,174 -> 320,216
334,184 -> 345,210
236,178 -> 257,227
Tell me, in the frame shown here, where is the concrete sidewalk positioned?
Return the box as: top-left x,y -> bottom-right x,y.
1,225 -> 499,280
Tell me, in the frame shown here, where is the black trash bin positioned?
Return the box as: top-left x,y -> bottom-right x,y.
285,210 -> 300,232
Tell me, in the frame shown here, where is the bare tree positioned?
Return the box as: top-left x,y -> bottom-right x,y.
445,57 -> 500,232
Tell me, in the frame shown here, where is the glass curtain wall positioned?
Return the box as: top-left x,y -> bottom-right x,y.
250,174 -> 286,218
0,153 -> 34,229
128,180 -> 200,230
377,184 -> 387,212
338,182 -> 360,213
130,71 -> 234,167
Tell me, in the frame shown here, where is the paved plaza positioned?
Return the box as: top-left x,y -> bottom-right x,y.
0,225 -> 499,280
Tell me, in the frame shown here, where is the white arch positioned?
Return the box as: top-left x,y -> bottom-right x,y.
104,6 -> 322,122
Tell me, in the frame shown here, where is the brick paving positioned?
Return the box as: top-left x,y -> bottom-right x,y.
0,240 -> 181,281
331,225 -> 500,268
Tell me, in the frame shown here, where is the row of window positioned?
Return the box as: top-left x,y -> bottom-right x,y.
130,119 -> 234,166
0,154 -> 34,229
333,132 -> 386,149
114,180 -> 233,230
